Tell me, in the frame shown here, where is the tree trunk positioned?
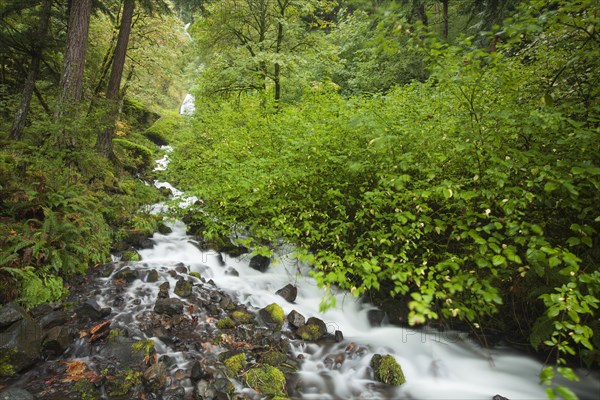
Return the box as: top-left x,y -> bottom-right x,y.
57,0 -> 92,109
9,0 -> 52,140
442,0 -> 449,39
96,0 -> 135,159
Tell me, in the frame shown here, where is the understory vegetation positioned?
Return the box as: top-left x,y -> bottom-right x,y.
162,0 -> 599,396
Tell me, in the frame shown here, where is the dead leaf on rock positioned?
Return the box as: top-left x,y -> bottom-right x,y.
63,360 -> 97,382
88,320 -> 111,342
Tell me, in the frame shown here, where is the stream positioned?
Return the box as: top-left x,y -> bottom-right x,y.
113,97 -> 600,399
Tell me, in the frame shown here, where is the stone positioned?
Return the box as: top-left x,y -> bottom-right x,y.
249,255 -> 270,272
42,326 -> 73,358
158,281 -> 170,299
214,378 -> 235,395
38,310 -> 69,330
195,380 -> 216,400
370,354 -> 405,386
174,278 -> 193,297
259,303 -> 285,329
157,223 -> 172,235
244,365 -> 286,397
143,362 -> 168,392
231,311 -> 254,324
0,303 -> 24,330
0,388 -> 34,400
175,263 -> 188,274
220,351 -> 246,376
367,309 -> 386,327
0,319 -> 43,373
147,269 -> 159,282
335,330 -> 344,342
76,299 -> 110,321
190,360 -> 211,381
493,396 -> 510,400
296,317 -> 327,341
275,284 -> 297,303
259,350 -> 287,367
287,310 -> 305,328
224,267 -> 239,276
114,266 -> 140,282
154,298 -> 184,316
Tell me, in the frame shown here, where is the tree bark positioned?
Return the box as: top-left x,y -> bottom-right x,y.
96,0 -> 135,159
442,0 -> 449,39
57,0 -> 92,109
9,0 -> 52,140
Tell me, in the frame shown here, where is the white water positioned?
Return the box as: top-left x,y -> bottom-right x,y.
180,93 -> 195,115
129,221 -> 600,399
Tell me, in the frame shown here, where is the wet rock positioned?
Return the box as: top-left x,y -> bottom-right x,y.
367,309 -> 386,327
154,298 -> 184,316
29,303 -> 54,318
493,396 -> 510,400
287,310 -> 305,328
335,330 -> 344,342
219,350 -> 246,376
195,379 -> 217,399
143,361 -> 169,392
175,263 -> 188,274
42,326 -> 73,358
324,353 -> 345,370
147,269 -> 159,282
231,310 -> 254,324
103,337 -> 146,368
370,354 -> 405,386
174,278 -> 193,297
214,377 -> 235,396
296,317 -> 327,341
99,263 -> 115,277
249,255 -> 270,272
38,310 -> 69,330
0,388 -> 34,400
114,266 -> 140,282
158,281 -> 170,299
275,284 -> 297,303
163,386 -> 186,400
76,299 -> 111,321
158,223 -> 172,235
258,350 -> 287,367
0,319 -> 43,373
140,238 -> 155,249
219,294 -> 234,310
0,303 -> 25,330
259,303 -> 284,329
190,360 -> 211,381
224,267 -> 239,276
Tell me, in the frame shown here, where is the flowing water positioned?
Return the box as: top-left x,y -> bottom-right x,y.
95,95 -> 600,399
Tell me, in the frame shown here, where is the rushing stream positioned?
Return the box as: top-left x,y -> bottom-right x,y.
87,95 -> 600,399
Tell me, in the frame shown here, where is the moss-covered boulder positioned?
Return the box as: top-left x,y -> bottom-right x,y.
259,350 -> 287,367
259,303 -> 284,330
295,317 -> 327,341
113,138 -> 154,174
217,317 -> 235,329
221,351 -> 246,376
231,310 -> 254,324
244,364 -> 286,397
370,354 -> 405,386
174,278 -> 193,297
121,250 -> 141,262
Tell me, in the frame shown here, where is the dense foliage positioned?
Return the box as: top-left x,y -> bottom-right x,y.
163,0 -> 599,396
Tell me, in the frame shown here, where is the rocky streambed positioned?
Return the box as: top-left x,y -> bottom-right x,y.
0,251 -> 404,400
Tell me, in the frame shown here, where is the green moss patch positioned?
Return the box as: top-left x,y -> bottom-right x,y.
244,364 -> 286,397
370,354 -> 405,386
223,352 -> 246,376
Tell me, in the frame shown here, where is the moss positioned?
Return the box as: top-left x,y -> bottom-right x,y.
232,310 -> 254,324
144,113 -> 184,145
223,352 -> 246,376
370,354 -> 405,386
0,348 -> 16,377
121,250 -> 141,262
132,339 -> 155,355
244,364 -> 286,397
260,303 -> 284,329
297,324 -> 322,341
189,271 -> 202,279
107,369 -> 142,396
260,350 -> 287,367
217,317 -> 235,329
113,138 -> 154,173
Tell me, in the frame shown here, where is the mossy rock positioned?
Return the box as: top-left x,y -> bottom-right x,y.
132,339 -> 155,356
259,303 -> 284,330
144,114 -> 183,145
113,138 -> 154,174
121,250 -> 141,262
370,354 -> 405,386
244,364 -> 286,397
188,272 -> 202,280
223,352 -> 246,376
296,324 -> 322,341
259,350 -> 287,367
217,317 -> 235,329
231,310 -> 254,324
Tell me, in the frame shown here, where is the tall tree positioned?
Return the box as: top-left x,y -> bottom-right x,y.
9,0 -> 52,140
95,0 -> 135,159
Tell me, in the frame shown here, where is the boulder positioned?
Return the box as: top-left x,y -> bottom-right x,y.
76,299 -> 111,321
275,284 -> 297,303
143,361 -> 168,392
0,388 -> 34,400
244,364 -> 286,397
0,319 -> 43,373
114,267 -> 140,282
249,255 -> 270,272
174,278 -> 193,297
296,317 -> 327,341
146,269 -> 159,282
287,310 -> 305,328
38,310 -> 69,330
190,360 -> 211,381
259,303 -> 284,330
42,326 -> 73,358
370,354 -> 405,386
158,281 -> 170,299
367,309 -> 386,327
0,303 -> 24,330
154,298 -> 184,316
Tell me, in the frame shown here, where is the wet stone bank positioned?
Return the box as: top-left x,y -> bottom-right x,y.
0,255 -> 403,399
